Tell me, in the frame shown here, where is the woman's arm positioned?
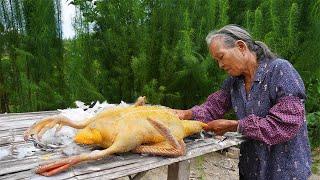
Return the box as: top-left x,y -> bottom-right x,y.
238,96 -> 305,145
191,90 -> 231,122
173,89 -> 231,122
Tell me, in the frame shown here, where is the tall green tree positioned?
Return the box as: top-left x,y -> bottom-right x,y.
218,0 -> 230,28
253,7 -> 263,40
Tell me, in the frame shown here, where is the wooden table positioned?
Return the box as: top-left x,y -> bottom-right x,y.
0,111 -> 245,180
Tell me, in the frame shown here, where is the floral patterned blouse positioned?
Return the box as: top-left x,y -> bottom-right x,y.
191,58 -> 312,179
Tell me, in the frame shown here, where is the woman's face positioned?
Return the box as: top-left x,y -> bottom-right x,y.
209,38 -> 247,77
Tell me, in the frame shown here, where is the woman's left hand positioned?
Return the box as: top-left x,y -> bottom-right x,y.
203,119 -> 238,135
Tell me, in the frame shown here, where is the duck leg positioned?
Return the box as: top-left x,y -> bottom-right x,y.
36,129 -> 143,176
35,154 -> 85,176
133,141 -> 185,157
133,96 -> 146,107
36,146 -> 120,176
24,115 -> 95,141
133,117 -> 186,157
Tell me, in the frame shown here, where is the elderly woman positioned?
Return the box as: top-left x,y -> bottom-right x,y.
175,24 -> 312,179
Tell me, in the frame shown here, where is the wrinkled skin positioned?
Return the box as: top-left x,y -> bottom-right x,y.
24,97 -> 207,176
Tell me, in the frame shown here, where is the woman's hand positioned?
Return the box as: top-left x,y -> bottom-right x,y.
171,109 -> 193,120
204,119 -> 238,135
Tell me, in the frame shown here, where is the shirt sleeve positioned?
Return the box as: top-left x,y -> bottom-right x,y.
238,60 -> 306,145
191,78 -> 232,122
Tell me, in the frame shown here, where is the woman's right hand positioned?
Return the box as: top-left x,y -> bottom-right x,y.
171,109 -> 193,120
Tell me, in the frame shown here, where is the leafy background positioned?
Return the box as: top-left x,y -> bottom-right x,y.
1,0 -> 319,151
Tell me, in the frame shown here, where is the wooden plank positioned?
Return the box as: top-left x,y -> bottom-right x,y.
0,111 -> 58,118
73,139 -> 243,179
0,137 -> 243,179
0,111 -> 245,179
0,117 -> 45,132
0,169 -> 33,180
0,114 -> 52,121
73,156 -> 162,179
0,134 -> 26,145
0,118 -> 36,125
0,151 -> 62,176
130,171 -> 147,180
0,155 -> 149,180
0,136 -> 14,145
0,138 -> 243,179
167,160 -> 190,180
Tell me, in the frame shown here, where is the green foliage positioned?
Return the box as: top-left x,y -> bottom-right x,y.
0,0 -> 65,112
253,7 -> 263,39
36,81 -> 63,110
307,112 -> 320,149
131,51 -> 150,94
63,40 -> 104,105
296,0 -> 320,113
0,1 -> 320,151
218,0 -> 230,27
142,79 -> 164,105
287,3 -> 300,62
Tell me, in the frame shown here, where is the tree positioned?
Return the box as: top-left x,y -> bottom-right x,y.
253,7 -> 263,40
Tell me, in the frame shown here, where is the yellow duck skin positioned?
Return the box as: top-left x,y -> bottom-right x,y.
24,97 -> 207,176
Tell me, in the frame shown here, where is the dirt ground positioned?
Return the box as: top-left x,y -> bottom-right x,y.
117,148 -> 320,180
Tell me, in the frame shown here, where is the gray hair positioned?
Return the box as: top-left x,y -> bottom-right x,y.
206,24 -> 276,60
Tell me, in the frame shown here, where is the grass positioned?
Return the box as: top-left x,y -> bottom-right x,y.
312,147 -> 320,174
195,156 -> 206,180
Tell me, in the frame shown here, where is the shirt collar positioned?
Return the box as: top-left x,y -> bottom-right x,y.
253,59 -> 270,82
231,58 -> 272,82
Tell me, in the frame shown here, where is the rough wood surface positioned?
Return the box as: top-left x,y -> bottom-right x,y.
0,111 -> 245,180
167,160 -> 190,180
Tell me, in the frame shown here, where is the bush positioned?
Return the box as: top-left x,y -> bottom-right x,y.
307,112 -> 320,149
